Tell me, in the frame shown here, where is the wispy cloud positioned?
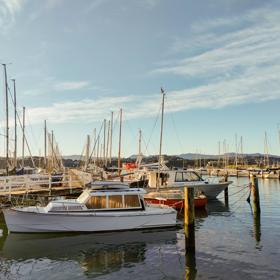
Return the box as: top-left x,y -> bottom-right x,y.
26,96 -> 136,124
152,5 -> 280,109
22,78 -> 93,96
0,0 -> 24,33
54,81 -> 90,91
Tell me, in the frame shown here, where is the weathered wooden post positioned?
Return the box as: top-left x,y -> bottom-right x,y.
251,175 -> 261,243
184,186 -> 196,280
69,175 -> 72,194
48,175 -> 52,196
224,172 -> 229,206
251,175 -> 260,213
7,178 -> 11,201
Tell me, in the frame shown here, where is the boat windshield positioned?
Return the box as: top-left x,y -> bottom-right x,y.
175,171 -> 202,182
77,191 -> 90,203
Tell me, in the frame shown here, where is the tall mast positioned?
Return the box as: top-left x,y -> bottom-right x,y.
93,128 -> 96,166
51,130 -> 54,170
44,120 -> 47,168
85,134 -> 90,169
235,133 -> 238,168
2,64 -> 9,175
218,141 -> 221,167
103,119 -> 106,165
264,131 -> 269,167
158,88 -> 165,169
110,111 -> 113,164
96,135 -> 100,166
106,120 -> 110,165
138,129 -> 142,155
22,106 -> 26,168
278,124 -> 280,155
118,108 -> 122,177
240,136 -> 243,166
157,88 -> 165,190
12,79 -> 17,169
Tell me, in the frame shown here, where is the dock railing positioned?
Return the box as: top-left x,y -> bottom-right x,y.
0,171 -> 92,197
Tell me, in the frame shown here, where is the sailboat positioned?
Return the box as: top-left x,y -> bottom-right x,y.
142,88 -> 219,209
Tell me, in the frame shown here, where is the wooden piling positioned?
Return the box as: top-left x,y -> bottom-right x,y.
184,187 -> 195,249
184,186 -> 196,280
251,175 -> 260,214
184,187 -> 195,227
224,172 -> 228,206
250,175 -> 261,243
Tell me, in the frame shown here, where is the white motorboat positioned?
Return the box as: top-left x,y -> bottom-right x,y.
146,169 -> 231,199
3,183 -> 177,233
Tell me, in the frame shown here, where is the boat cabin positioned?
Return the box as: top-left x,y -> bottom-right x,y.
148,170 -> 204,188
45,184 -> 146,212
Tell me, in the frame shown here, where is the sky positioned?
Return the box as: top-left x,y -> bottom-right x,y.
0,0 -> 280,158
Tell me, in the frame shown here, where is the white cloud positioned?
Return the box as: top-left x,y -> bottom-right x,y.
0,0 -> 24,33
151,5 -> 280,110
54,81 -> 90,91
26,96 -> 136,125
22,78 -> 94,96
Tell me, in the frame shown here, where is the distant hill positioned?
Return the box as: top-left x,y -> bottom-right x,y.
62,155 -> 83,161
62,153 -> 280,162
179,153 -> 280,160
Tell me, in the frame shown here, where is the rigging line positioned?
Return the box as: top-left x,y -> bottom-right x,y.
110,110 -> 120,157
169,108 -> 184,153
230,188 -> 252,213
229,188 -> 251,209
122,114 -> 138,155
25,110 -> 41,155
88,121 -> 104,164
78,142 -> 87,168
7,85 -> 36,167
141,132 -> 150,156
145,104 -> 162,154
229,185 -> 249,197
17,108 -> 36,168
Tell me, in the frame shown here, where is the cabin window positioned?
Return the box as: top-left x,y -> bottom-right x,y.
108,195 -> 123,208
183,172 -> 200,181
86,196 -> 107,209
175,172 -> 183,182
123,195 -> 141,208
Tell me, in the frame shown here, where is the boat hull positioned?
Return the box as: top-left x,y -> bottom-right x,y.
144,197 -> 207,210
147,181 -> 231,200
3,207 -> 177,233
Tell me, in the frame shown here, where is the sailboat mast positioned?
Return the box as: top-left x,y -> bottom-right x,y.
235,133 -> 238,168
93,128 -> 96,165
22,106 -> 26,168
138,129 -> 142,155
44,120 -> 47,168
158,88 -> 165,169
12,79 -> 17,169
85,134 -> 90,169
103,119 -> 106,165
106,120 -> 110,165
2,64 -> 9,175
118,109 -> 122,178
110,112 -> 113,164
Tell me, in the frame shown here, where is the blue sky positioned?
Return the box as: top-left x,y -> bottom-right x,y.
0,0 -> 280,157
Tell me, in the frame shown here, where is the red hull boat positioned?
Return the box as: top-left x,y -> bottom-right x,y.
145,195 -> 207,210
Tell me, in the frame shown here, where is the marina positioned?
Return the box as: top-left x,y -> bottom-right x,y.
1,176 -> 280,279
1,1 -> 280,279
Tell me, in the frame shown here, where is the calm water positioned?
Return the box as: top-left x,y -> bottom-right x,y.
0,177 -> 280,280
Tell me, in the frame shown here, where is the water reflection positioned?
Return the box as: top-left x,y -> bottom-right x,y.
0,223 -> 177,278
